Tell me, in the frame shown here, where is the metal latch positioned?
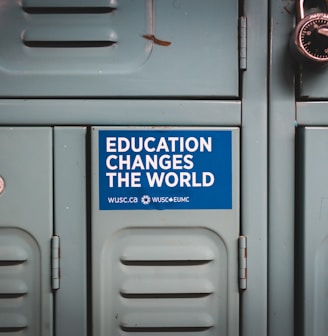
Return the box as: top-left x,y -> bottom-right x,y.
238,236 -> 247,290
51,235 -> 60,290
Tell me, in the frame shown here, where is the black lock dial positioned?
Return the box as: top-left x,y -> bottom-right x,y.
292,13 -> 328,64
300,17 -> 328,59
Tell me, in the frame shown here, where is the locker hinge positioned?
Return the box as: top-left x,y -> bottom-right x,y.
239,16 -> 247,71
51,235 -> 60,290
238,235 -> 247,290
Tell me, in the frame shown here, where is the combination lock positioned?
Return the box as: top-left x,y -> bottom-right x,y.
291,0 -> 328,65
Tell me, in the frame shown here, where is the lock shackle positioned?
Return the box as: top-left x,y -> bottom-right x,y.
297,0 -> 328,21
298,0 -> 305,20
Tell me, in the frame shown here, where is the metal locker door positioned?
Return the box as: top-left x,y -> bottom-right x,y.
53,127 -> 88,336
0,0 -> 239,97
92,127 -> 240,336
0,127 -> 53,335
296,127 -> 328,336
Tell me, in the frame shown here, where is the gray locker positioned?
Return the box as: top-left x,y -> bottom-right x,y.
91,126 -> 240,335
0,127 -> 53,336
0,1 -> 273,336
296,127 -> 328,336
0,0 -> 239,97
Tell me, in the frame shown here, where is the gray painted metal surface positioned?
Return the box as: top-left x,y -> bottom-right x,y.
0,127 -> 53,336
0,100 -> 241,126
298,67 -> 328,99
296,127 -> 328,336
54,127 -> 87,336
0,0 -> 239,97
241,0 -> 268,335
269,1 -> 296,336
297,102 -> 328,125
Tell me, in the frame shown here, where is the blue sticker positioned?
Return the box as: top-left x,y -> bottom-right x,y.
98,129 -> 232,210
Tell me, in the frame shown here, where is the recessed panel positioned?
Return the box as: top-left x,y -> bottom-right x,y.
0,0 -> 239,97
99,227 -> 227,335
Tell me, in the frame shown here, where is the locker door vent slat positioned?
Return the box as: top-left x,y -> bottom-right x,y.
21,1 -> 118,49
22,0 -> 117,7
0,229 -> 41,335
0,260 -> 26,266
23,40 -> 116,48
0,279 -> 28,297
120,326 -> 213,333
22,7 -> 116,14
102,228 -> 228,335
120,292 -> 211,299
0,314 -> 28,331
0,246 -> 28,262
120,259 -> 212,266
22,27 -> 118,48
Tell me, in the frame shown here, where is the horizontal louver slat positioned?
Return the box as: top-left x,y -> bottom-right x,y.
22,0 -> 117,8
23,27 -> 118,48
0,313 -> 28,329
22,7 -> 116,14
121,279 -> 214,296
0,279 -> 28,296
121,312 -> 215,330
121,245 -> 215,262
0,246 -> 28,262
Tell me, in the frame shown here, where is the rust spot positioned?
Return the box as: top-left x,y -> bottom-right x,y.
142,34 -> 171,46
